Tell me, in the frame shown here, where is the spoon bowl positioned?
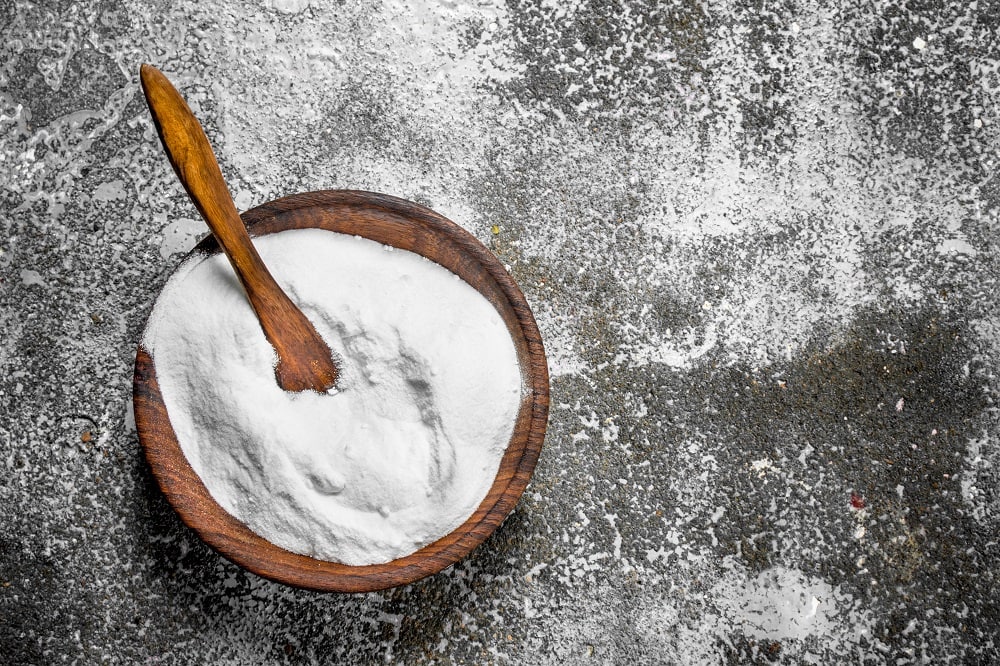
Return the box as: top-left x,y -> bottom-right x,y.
134,190 -> 549,592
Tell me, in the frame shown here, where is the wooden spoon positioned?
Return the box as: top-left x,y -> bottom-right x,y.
139,64 -> 338,393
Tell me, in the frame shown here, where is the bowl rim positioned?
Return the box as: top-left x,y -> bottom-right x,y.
133,189 -> 549,592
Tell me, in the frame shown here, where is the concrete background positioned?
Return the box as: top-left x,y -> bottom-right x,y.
2,0 -> 999,663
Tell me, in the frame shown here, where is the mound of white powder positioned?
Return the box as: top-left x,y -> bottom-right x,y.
142,228 -> 523,565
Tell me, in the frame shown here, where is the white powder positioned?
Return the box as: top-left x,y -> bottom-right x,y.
142,228 -> 523,565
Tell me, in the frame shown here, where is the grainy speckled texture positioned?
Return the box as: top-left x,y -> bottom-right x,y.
2,0 -> 999,664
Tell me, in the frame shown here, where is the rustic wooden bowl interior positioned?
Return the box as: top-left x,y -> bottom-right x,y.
133,190 -> 549,593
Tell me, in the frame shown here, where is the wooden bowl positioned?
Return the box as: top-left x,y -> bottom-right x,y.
133,190 -> 549,592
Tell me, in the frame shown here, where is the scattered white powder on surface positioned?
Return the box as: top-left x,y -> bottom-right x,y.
142,228 -> 523,565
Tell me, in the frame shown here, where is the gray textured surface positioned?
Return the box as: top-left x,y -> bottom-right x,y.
2,0 -> 1000,663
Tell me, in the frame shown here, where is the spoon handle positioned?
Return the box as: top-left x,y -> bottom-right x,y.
140,64 -> 338,392
139,66 -> 265,282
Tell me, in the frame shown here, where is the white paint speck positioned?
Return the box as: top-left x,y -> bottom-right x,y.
937,237 -> 977,256
895,398 -> 904,412
266,0 -> 311,14
20,269 -> 45,287
913,36 -> 927,50
798,442 -> 814,465
234,189 -> 254,210
92,179 -> 126,203
124,396 -> 136,434
159,217 -> 206,259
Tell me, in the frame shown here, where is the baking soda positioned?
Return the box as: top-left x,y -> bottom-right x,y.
142,228 -> 522,565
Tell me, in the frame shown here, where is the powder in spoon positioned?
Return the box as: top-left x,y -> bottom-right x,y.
142,228 -> 523,565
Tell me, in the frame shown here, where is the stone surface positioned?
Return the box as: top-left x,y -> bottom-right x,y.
2,0 -> 999,663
